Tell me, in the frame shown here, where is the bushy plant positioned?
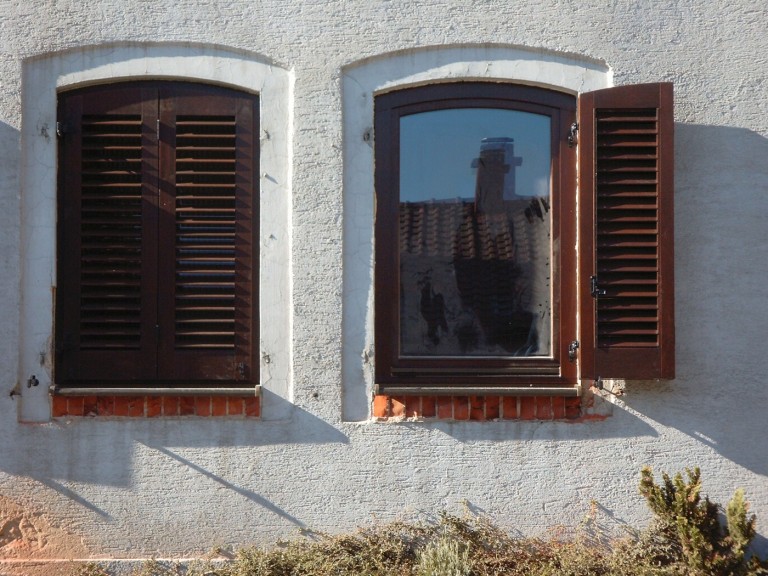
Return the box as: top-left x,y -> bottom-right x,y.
414,536 -> 471,576
639,466 -> 765,576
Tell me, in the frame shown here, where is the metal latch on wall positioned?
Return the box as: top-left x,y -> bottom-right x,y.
11,374 -> 39,398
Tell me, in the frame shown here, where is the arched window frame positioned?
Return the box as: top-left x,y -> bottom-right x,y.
374,82 -> 579,392
18,46 -> 291,422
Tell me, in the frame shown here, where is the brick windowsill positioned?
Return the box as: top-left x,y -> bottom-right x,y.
52,394 -> 260,418
373,395 -> 582,421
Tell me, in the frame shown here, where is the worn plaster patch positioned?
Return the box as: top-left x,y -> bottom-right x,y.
0,494 -> 88,563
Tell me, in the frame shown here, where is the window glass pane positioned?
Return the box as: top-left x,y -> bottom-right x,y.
399,108 -> 552,357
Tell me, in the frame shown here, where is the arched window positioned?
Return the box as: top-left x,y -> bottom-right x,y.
56,81 -> 258,387
374,82 -> 674,395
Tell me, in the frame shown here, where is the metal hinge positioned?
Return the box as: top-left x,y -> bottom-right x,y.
590,275 -> 606,298
568,340 -> 579,361
55,122 -> 66,137
568,122 -> 579,147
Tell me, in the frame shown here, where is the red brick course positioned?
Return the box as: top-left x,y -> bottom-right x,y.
244,396 -> 260,417
421,396 -> 436,418
372,394 -> 582,421
51,395 -> 261,418
502,396 -> 518,419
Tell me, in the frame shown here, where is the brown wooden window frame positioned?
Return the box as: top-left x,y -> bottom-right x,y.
55,81 -> 259,389
374,82 -> 578,392
374,81 -> 674,394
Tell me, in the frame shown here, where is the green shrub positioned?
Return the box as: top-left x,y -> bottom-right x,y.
639,466 -> 765,576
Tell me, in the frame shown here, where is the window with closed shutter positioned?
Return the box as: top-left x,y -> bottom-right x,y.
56,82 -> 258,387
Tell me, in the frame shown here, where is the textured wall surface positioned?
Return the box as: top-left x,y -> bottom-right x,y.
1,0 -> 767,571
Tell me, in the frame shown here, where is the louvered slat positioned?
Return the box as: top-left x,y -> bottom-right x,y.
595,107 -> 660,347
79,114 -> 144,349
174,114 -> 238,349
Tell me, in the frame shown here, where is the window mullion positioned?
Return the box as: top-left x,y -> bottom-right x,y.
155,86 -> 179,380
140,88 -> 162,379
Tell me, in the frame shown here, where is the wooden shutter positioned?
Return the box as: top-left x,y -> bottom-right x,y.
579,83 -> 674,380
157,84 -> 258,381
57,86 -> 159,382
56,82 -> 257,386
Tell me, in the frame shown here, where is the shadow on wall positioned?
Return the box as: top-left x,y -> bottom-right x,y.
0,120 -> 21,393
2,123 -> 767,534
0,394 -> 347,526
388,124 -> 768,483
0,120 -> 19,185
141,444 -> 308,528
617,124 -> 768,479
0,101 -> 340,530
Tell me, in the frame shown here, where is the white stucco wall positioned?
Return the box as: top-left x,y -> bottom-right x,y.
1,0 -> 767,570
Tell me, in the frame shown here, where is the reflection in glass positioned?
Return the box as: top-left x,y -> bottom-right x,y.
399,108 -> 552,357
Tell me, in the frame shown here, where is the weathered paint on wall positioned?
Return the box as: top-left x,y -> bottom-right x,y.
1,0 -> 767,571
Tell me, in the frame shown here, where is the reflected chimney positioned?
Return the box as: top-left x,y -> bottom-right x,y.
472,137 -> 523,213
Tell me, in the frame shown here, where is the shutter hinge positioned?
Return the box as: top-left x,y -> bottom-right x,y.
55,122 -> 66,138
156,119 -> 160,139
590,275 -> 606,298
568,121 -> 579,148
568,340 -> 579,361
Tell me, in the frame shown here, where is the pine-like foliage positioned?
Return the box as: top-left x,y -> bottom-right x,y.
639,466 -> 764,576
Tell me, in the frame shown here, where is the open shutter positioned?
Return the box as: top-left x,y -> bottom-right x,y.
157,84 -> 258,382
56,86 -> 159,382
579,83 -> 674,380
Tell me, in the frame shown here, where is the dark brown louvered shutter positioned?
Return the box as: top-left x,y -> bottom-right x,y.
57,82 -> 257,386
579,83 -> 674,380
156,84 -> 258,382
57,86 -> 160,382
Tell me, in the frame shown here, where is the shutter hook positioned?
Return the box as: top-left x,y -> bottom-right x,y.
590,275 -> 606,298
595,377 -> 604,390
568,122 -> 578,148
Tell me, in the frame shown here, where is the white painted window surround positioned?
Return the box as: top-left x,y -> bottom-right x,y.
341,46 -> 611,421
18,44 -> 292,422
